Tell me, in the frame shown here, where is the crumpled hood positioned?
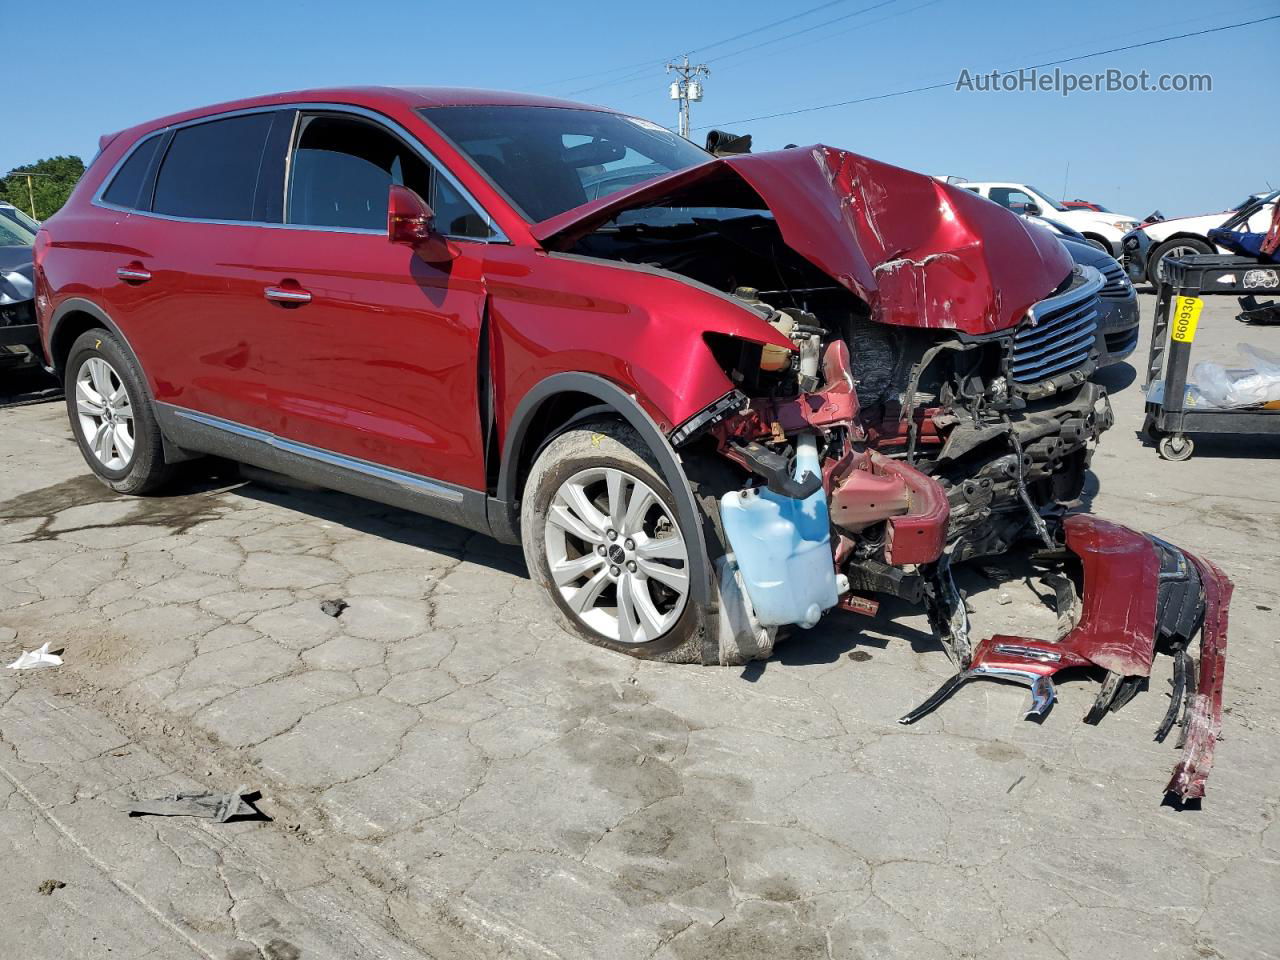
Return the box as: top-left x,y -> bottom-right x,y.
534,145 -> 1073,336
0,246 -> 34,307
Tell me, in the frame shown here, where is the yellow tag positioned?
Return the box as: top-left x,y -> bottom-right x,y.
1171,296 -> 1203,343
591,433 -> 604,447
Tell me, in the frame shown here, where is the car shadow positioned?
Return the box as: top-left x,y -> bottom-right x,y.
764,596 -> 943,670
224,466 -> 529,578
1092,361 -> 1137,394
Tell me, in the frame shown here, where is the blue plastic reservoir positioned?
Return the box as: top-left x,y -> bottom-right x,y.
719,439 -> 839,628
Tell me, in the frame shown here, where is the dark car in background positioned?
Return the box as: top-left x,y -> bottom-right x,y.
1060,236 -> 1140,365
0,203 -> 41,371
1024,214 -> 1140,366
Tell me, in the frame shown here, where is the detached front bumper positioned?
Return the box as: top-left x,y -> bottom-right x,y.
901,514 -> 1231,802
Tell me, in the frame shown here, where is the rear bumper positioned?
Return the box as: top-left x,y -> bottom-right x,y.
900,514 -> 1231,802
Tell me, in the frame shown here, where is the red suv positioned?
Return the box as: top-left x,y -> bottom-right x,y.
33,88 -> 1228,797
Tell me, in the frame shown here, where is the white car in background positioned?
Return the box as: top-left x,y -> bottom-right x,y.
1122,189 -> 1279,286
953,181 -> 1140,257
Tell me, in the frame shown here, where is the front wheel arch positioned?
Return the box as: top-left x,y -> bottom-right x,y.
495,374 -> 716,654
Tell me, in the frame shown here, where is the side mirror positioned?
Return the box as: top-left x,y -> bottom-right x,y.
1023,202 -> 1042,217
387,185 -> 456,262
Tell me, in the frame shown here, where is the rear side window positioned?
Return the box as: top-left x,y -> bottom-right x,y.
102,134 -> 163,210
153,113 -> 274,222
287,113 -> 493,237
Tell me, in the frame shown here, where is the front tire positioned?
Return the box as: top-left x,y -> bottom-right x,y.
520,420 -> 714,663
1148,237 -> 1213,287
64,329 -> 174,495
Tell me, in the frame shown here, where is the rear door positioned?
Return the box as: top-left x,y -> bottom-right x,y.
98,109 -> 294,429
243,109 -> 494,491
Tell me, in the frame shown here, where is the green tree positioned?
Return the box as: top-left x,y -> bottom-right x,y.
1,155 -> 86,221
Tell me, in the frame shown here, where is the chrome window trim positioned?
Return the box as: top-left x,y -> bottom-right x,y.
171,407 -> 469,504
91,101 -> 508,243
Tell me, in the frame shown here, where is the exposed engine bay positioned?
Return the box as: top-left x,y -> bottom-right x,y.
548,145 -> 1231,802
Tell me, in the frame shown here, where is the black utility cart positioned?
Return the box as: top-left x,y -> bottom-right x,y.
1142,253 -> 1280,461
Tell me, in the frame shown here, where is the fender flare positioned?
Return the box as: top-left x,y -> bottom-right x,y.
494,372 -> 712,616
48,297 -> 149,393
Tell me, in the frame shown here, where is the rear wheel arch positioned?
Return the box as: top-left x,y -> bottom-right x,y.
49,300 -> 143,387
48,299 -> 197,463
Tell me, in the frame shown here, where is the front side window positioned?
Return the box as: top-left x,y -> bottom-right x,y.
152,113 -> 275,221
420,105 -> 712,222
287,114 -> 492,238
989,187 -> 1042,215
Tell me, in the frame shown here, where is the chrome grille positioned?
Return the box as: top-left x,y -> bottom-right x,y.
1098,259 -> 1130,297
1009,266 -> 1103,387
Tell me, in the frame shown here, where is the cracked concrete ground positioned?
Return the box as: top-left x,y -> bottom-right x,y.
1,292 -> 1278,960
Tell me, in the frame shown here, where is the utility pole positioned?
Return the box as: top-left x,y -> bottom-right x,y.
4,172 -> 51,220
666,55 -> 709,140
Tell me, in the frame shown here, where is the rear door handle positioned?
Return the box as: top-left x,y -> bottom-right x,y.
116,264 -> 152,283
264,285 -> 312,305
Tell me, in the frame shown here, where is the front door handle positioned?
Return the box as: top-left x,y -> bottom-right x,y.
116,264 -> 152,283
264,285 -> 312,305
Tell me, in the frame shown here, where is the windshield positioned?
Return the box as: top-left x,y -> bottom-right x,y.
1235,190 -> 1280,211
1026,187 -> 1068,212
420,105 -> 713,222
0,207 -> 38,247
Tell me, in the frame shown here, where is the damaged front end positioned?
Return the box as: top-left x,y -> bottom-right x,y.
540,145 -> 1231,800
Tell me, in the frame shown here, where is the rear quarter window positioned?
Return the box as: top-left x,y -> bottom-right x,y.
102,134 -> 163,210
152,113 -> 275,222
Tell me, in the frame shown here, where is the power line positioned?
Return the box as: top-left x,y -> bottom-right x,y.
568,0 -> 899,98
703,0 -> 896,65
604,0 -> 945,109
695,13 -> 1280,129
561,0 -> 901,97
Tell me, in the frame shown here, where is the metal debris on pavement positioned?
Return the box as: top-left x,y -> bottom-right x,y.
128,786 -> 261,822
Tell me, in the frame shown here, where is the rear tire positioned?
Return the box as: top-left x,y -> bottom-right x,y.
64,329 -> 174,495
520,420 -> 717,663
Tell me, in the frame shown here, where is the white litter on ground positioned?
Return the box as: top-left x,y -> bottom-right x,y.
6,642 -> 63,670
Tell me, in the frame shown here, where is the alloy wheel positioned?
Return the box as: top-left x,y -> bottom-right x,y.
543,467 -> 690,644
75,356 -> 135,470
1156,244 -> 1201,284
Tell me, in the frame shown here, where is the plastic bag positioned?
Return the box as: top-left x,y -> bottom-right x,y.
1192,343 -> 1280,408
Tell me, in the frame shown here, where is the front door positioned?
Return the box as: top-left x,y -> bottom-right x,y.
244,110 -> 495,491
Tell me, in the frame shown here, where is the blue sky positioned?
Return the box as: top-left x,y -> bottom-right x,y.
7,0 -> 1278,218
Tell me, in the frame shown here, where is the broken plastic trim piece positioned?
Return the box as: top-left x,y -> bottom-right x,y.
669,389 -> 748,447
898,664 -> 1056,725
1164,550 -> 1231,802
